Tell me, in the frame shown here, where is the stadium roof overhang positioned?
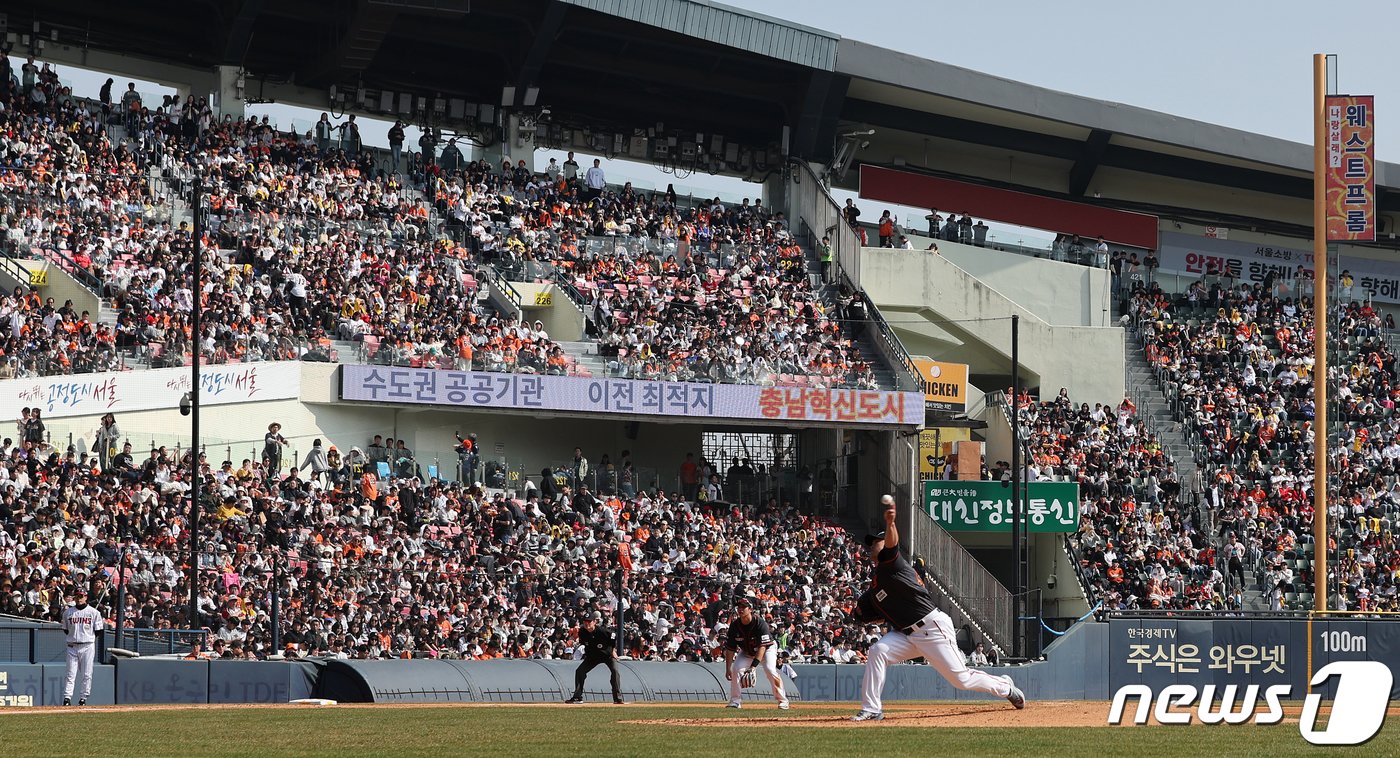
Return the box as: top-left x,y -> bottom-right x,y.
831,40 -> 1400,237
11,0 -> 841,153
14,0 -> 1400,235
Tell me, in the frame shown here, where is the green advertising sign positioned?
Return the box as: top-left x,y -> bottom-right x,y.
923,480 -> 1080,533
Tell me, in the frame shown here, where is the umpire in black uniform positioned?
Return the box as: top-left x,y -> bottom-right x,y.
565,612 -> 626,704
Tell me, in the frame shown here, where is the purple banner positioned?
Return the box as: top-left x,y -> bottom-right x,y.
340,366 -> 923,426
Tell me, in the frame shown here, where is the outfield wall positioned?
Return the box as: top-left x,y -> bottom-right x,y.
1108,616 -> 1400,700
4,619 -> 1400,707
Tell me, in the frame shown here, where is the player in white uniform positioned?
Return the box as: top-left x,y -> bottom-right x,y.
62,586 -> 102,706
722,597 -> 790,709
850,496 -> 1024,721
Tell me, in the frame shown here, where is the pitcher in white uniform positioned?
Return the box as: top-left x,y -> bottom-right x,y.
850,495 -> 1024,721
62,585 -> 102,706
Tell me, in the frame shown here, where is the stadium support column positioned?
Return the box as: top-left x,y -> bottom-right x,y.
482,112 -> 516,168
188,176 -> 203,632
216,66 -> 245,120
763,171 -> 787,216
115,543 -> 130,651
1312,54 -> 1330,613
1009,314 -> 1023,659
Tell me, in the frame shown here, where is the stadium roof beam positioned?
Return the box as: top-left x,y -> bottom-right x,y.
843,97 -> 1318,202
559,0 -> 839,71
510,0 -> 569,109
220,0 -> 265,65
541,78 -> 782,141
1067,129 -> 1112,198
544,45 -> 793,114
791,71 -> 849,161
295,0 -> 404,89
842,98 -> 1084,162
1103,144 -> 1312,200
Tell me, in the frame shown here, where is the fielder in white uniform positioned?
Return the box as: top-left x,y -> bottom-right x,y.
722,597 -> 789,709
62,586 -> 102,706
850,496 -> 1024,721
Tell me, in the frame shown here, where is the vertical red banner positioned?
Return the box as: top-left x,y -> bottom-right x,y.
1325,95 -> 1376,241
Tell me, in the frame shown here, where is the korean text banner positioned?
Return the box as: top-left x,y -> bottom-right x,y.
1326,95 -> 1376,242
1156,231 -> 1400,304
340,365 -> 925,426
0,362 -> 301,421
910,357 -> 968,412
919,426 -> 971,479
923,480 -> 1080,532
1107,618 -> 1400,699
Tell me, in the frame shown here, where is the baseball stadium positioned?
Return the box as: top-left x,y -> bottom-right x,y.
0,0 -> 1397,755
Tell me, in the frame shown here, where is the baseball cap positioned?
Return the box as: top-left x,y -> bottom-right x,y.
863,531 -> 886,546
735,597 -> 752,609
589,611 -> 602,622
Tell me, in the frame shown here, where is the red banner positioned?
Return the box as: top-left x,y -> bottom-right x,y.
858,165 -> 1160,250
1325,95 -> 1376,241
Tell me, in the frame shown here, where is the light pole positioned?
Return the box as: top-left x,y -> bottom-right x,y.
114,543 -> 132,650
1009,314 -> 1023,660
186,175 -> 203,631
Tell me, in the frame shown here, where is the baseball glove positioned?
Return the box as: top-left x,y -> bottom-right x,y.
740,669 -> 757,689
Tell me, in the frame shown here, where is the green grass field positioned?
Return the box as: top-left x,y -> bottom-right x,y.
5,702 -> 1393,757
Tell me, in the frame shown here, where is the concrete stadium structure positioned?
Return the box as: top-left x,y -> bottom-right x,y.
2,0 -> 1396,705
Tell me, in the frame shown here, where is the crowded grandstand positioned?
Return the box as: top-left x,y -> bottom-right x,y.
0,38 -> 1389,675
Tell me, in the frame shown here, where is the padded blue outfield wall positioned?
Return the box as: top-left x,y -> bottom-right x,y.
4,619 -> 1400,706
0,659 -> 318,706
1107,616 -> 1400,700
793,621 -> 1109,702
0,663 -> 117,706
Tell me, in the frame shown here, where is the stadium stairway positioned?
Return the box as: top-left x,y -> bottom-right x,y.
1124,329 -> 1268,610
1385,330 -> 1400,373
802,240 -> 906,391
1123,329 -> 1200,492
1239,564 -> 1268,610
555,339 -> 609,378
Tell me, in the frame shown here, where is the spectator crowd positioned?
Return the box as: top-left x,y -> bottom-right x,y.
14,53 -> 1397,653
0,63 -> 877,387
1011,390 -> 1223,612
1131,278 -> 1400,613
0,424 -> 892,664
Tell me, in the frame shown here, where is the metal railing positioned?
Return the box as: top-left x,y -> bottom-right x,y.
1062,534 -> 1098,607
477,263 -> 524,320
786,217 -> 917,393
850,280 -> 923,393
0,245 -> 36,287
906,505 -> 1015,655
43,422 -> 303,477
787,159 -> 862,288
1097,608 -> 1391,620
32,242 -> 102,295
0,619 -> 73,664
109,627 -> 208,657
551,268 -> 590,312
113,336 -> 334,372
548,270 -> 595,336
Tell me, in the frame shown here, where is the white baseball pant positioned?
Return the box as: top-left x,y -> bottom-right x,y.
728,646 -> 788,706
860,609 -> 1013,714
64,642 -> 95,701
